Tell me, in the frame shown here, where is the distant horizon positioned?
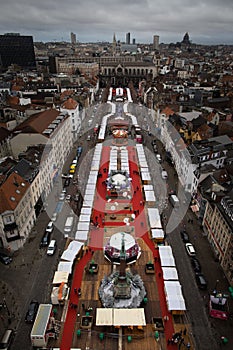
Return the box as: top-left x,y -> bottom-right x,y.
1,31 -> 233,47
33,38 -> 233,46
0,1 -> 232,47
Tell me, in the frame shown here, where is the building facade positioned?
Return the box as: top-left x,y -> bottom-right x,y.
0,172 -> 35,251
202,192 -> 233,285
0,33 -> 36,69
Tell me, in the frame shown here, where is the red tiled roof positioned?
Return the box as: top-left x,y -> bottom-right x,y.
7,96 -> 20,105
62,98 -> 78,110
13,108 -> 61,134
161,107 -> 175,117
0,172 -> 30,213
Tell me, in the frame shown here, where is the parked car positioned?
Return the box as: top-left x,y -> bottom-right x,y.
185,243 -> 196,257
59,193 -> 65,201
61,173 -> 72,179
64,178 -> 70,187
25,300 -> 39,323
40,232 -> 51,248
66,194 -> 71,201
180,230 -> 189,243
156,154 -> 162,163
0,253 -> 12,265
46,240 -> 57,256
87,135 -> 91,141
45,221 -> 54,233
161,169 -> 168,180
191,257 -> 202,273
76,146 -> 83,157
51,213 -> 58,222
151,140 -> 157,146
195,273 -> 208,290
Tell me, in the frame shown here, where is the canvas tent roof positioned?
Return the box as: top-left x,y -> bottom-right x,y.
159,246 -> 175,267
96,308 -> 146,326
52,271 -> 69,285
75,230 -> 88,242
61,240 -> 83,262
57,261 -> 73,275
162,267 -> 179,280
147,208 -> 162,228
109,232 -> 136,250
151,228 -> 164,239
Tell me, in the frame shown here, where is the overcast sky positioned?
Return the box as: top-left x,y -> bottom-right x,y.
0,0 -> 232,44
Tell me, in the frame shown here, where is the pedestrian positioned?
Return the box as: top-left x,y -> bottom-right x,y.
183,327 -> 187,335
167,338 -> 172,345
186,342 -> 191,349
74,288 -> 77,294
178,337 -> 184,349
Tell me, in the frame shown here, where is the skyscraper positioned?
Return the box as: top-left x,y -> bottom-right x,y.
153,35 -> 159,51
126,32 -> 130,45
0,33 -> 36,69
70,32 -> 76,45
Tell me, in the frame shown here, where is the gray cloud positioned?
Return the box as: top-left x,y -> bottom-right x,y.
0,0 -> 232,44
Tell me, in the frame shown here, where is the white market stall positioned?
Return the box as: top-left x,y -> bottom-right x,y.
158,246 -> 176,267
147,208 -> 162,229
162,267 -> 179,281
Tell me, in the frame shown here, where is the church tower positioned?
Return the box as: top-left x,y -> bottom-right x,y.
112,33 -> 116,55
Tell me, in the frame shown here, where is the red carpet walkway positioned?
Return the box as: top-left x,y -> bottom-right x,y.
129,146 -> 177,349
60,250 -> 92,350
60,142 -> 177,350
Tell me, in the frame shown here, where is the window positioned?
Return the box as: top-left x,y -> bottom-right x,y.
4,215 -> 12,223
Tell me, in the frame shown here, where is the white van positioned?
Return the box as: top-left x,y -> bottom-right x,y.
47,240 -> 57,256
169,194 -> 180,208
64,216 -> 74,237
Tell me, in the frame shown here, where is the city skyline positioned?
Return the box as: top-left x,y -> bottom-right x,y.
0,0 -> 232,45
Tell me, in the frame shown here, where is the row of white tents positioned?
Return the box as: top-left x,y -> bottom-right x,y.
75,143 -> 103,242
158,246 -> 186,313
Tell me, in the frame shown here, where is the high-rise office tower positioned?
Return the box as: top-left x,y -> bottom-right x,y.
132,38 -> 136,45
70,32 -> 76,45
126,32 -> 130,44
153,35 -> 159,50
0,33 -> 36,69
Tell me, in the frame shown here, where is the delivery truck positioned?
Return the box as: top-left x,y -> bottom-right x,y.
30,304 -> 53,348
169,194 -> 180,208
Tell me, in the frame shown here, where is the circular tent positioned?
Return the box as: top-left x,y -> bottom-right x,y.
104,232 -> 141,264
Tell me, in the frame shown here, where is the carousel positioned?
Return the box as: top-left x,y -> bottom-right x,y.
99,233 -> 145,308
112,128 -> 128,146
104,232 -> 141,264
106,170 -> 131,198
